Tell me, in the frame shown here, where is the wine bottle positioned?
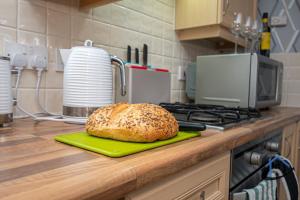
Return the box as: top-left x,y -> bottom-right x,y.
260,13 -> 271,57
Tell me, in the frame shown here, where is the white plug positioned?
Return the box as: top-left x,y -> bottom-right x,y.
10,53 -> 28,70
32,55 -> 47,70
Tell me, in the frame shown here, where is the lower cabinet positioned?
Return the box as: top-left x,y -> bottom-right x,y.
126,152 -> 230,200
279,122 -> 300,200
281,123 -> 297,164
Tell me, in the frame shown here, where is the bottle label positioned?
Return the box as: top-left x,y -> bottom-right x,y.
261,32 -> 271,50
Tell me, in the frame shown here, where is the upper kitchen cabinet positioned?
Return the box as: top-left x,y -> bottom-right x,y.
175,0 -> 257,47
80,0 -> 120,8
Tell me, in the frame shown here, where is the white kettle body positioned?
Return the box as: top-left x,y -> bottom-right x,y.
63,40 -> 126,117
0,56 -> 13,127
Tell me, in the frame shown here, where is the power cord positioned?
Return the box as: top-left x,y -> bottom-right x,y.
12,54 -> 86,124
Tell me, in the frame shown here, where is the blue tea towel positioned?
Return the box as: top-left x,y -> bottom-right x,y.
243,172 -> 277,200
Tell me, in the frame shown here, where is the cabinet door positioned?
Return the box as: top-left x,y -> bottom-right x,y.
175,0 -> 219,30
220,0 -> 257,28
279,123 -> 297,200
126,152 -> 230,200
281,123 -> 297,164
296,122 -> 300,199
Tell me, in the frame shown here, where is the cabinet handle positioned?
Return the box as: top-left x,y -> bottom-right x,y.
284,138 -> 291,158
223,0 -> 230,15
200,191 -> 205,200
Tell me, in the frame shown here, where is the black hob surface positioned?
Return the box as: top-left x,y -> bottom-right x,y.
159,102 -> 262,130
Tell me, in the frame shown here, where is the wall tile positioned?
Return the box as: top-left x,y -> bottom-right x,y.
152,0 -> 164,21
47,0 -> 71,13
45,89 -> 63,114
171,90 -> 180,103
163,40 -> 173,57
163,4 -> 174,24
150,54 -> 163,68
16,69 -> 46,89
71,0 -> 92,18
0,26 -> 17,56
151,19 -> 163,38
18,30 -> 46,46
116,0 -> 143,12
71,15 -> 93,41
287,80 -> 300,94
19,1 -> 46,34
280,93 -> 287,106
47,35 -> 70,64
93,21 -> 111,46
163,57 -> 173,72
151,37 -> 163,54
0,1 -> 17,28
93,4 -> 112,23
45,63 -> 63,89
285,67 -> 300,80
141,0 -> 154,16
139,14 -> 154,34
47,9 -> 70,38
285,53 -> 300,66
17,88 -> 46,114
21,0 -> 46,7
287,94 -> 300,107
110,5 -> 129,28
163,23 -> 175,41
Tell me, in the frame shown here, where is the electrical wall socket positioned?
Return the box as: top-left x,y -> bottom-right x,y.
4,41 -> 48,70
271,16 -> 288,27
177,66 -> 186,81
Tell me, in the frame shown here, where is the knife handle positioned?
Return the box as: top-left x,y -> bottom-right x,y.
143,44 -> 148,66
178,121 -> 206,131
135,48 -> 139,64
127,45 -> 131,63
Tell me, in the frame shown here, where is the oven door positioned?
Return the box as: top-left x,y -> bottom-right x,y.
249,54 -> 283,109
229,130 -> 282,200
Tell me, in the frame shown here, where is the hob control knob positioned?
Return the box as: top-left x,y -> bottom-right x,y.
265,142 -> 279,152
244,152 -> 263,166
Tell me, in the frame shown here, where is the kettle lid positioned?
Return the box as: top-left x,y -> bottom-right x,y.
72,40 -> 109,55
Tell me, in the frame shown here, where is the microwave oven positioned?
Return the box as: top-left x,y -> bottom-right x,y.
195,53 -> 283,109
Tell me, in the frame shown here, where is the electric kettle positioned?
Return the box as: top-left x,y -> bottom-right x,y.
63,40 -> 126,117
0,56 -> 13,127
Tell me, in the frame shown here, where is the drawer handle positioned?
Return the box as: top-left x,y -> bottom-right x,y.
284,138 -> 291,158
200,191 -> 205,200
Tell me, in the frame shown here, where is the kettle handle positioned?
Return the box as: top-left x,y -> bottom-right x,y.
111,55 -> 126,96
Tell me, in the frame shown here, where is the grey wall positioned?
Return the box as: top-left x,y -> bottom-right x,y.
258,0 -> 300,53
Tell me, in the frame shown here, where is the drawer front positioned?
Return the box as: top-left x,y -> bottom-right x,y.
176,172 -> 226,200
126,152 -> 230,200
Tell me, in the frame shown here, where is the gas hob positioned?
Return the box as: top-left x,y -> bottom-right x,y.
159,102 -> 262,131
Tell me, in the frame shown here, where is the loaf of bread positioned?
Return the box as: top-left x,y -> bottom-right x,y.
86,103 -> 179,142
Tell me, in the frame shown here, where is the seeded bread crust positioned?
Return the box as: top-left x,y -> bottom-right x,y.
86,103 -> 179,142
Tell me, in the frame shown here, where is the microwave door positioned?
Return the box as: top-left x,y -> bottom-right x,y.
257,63 -> 278,102
253,55 -> 283,109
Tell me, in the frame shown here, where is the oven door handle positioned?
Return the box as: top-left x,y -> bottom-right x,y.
232,191 -> 247,200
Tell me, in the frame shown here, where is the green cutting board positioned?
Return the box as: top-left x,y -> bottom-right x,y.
54,131 -> 200,158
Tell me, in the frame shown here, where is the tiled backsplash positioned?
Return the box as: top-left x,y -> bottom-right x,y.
0,0 -> 217,117
271,53 -> 300,107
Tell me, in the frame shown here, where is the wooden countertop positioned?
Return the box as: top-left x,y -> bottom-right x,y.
1,107 -> 300,200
